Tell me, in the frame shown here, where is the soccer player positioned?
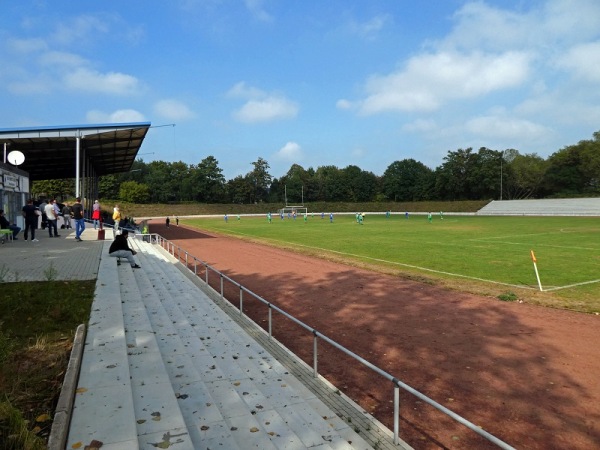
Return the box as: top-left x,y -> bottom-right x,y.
428,212 -> 432,223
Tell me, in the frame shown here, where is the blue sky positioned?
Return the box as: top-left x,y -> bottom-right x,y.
1,0 -> 600,180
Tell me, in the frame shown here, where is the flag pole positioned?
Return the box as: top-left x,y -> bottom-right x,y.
530,250 -> 543,291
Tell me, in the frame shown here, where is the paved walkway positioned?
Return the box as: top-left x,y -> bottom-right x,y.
0,224 -> 104,282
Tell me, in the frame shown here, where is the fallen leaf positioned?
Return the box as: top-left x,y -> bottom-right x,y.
250,427 -> 259,433
36,413 -> 51,422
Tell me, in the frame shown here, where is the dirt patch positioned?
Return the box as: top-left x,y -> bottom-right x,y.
153,222 -> 600,450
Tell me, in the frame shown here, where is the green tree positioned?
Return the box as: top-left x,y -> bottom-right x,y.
468,148 -> 504,200
503,150 -> 548,199
98,175 -> 120,199
279,164 -> 310,205
248,157 -> 272,203
226,175 -> 254,203
146,161 -> 174,203
341,165 -> 378,202
119,181 -> 150,203
435,148 -> 475,200
382,159 -> 434,201
193,156 -> 226,202
31,179 -> 75,201
314,165 -> 345,201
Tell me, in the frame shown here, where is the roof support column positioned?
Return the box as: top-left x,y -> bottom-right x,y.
75,135 -> 81,198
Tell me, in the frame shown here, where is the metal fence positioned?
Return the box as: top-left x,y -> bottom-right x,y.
150,233 -> 515,449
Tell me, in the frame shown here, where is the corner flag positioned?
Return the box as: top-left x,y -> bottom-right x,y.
530,250 -> 542,291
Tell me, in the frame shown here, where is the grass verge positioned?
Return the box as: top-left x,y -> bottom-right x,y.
0,280 -> 94,449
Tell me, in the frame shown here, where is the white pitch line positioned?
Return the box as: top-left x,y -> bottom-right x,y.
470,239 -> 597,251
224,230 -> 538,290
214,229 -> 597,292
543,279 -> 600,291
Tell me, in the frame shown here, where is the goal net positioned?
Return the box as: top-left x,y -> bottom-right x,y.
277,206 -> 307,216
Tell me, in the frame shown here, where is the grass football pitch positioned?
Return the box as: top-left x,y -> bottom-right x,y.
183,213 -> 600,313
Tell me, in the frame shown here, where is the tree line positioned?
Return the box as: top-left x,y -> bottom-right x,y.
33,131 -> 600,204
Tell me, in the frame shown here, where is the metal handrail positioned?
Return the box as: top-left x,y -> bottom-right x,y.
149,233 -> 515,449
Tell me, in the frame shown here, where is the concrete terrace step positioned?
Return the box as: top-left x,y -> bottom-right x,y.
133,239 -> 373,449
478,198 -> 600,216
67,242 -> 139,449
67,237 -> 375,449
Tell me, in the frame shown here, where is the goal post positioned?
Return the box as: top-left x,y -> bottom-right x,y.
277,206 -> 307,216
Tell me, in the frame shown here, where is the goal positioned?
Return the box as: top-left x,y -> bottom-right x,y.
277,206 -> 307,217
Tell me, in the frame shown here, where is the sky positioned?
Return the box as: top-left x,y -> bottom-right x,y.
1,0 -> 600,181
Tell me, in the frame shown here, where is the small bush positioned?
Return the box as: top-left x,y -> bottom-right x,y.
498,292 -> 518,302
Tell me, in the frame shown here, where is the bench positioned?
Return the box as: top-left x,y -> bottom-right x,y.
0,229 -> 13,243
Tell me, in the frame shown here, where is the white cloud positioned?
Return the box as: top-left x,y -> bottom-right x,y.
86,109 -> 146,124
229,82 -> 298,123
226,81 -> 265,99
65,68 -> 139,95
244,0 -> 273,22
6,37 -> 48,54
8,79 -> 51,95
357,50 -> 531,114
351,147 -> 366,158
51,15 -> 110,46
402,119 -> 437,133
39,51 -> 87,68
465,115 -> 549,140
153,99 -> 195,121
348,14 -> 390,40
274,141 -> 303,161
233,97 -> 298,123
556,41 -> 600,83
336,99 -> 353,110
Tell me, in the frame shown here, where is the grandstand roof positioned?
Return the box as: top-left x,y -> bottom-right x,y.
0,122 -> 151,181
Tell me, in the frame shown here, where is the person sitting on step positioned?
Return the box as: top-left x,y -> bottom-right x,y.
108,229 -> 141,268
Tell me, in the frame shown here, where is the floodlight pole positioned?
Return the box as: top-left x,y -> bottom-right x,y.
500,151 -> 503,201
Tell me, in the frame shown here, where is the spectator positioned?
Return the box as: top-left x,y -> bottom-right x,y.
108,229 -> 141,268
62,202 -> 72,229
21,199 -> 39,242
72,197 -> 85,242
92,200 -> 101,230
45,200 -> 60,237
0,209 -> 21,241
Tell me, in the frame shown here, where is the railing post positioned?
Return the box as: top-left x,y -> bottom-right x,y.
220,273 -> 224,299
313,332 -> 318,378
185,251 -> 188,267
194,258 -> 197,276
205,264 -> 208,284
394,383 -> 400,445
268,306 -> 272,339
239,286 -> 243,314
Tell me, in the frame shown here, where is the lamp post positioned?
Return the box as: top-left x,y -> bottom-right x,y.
500,151 -> 504,201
